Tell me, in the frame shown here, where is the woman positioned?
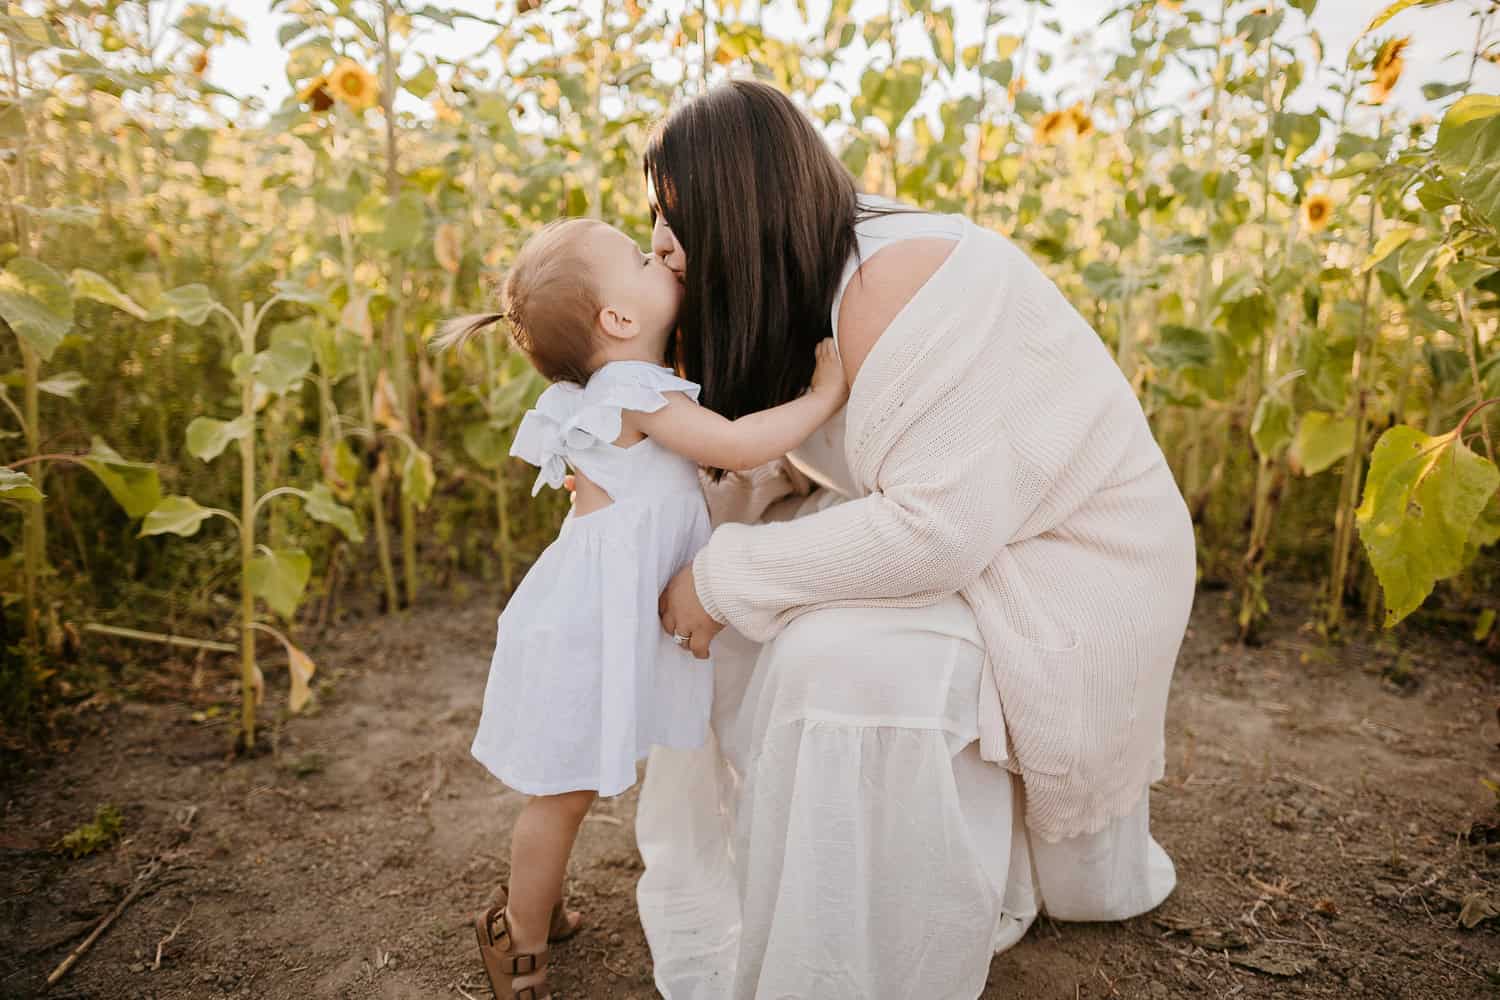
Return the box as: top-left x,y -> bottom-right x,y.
637,80 -> 1195,1000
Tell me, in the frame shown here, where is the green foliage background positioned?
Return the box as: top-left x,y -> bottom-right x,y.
1,0 -> 1498,739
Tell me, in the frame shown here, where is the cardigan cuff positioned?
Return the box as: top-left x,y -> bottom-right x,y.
692,540 -> 730,626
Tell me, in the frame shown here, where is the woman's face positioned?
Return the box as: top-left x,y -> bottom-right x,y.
648,182 -> 686,284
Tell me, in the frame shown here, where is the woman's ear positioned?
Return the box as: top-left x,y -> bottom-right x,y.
597,305 -> 636,341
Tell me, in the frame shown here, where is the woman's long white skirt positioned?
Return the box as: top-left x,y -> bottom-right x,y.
635,596 -> 1176,1000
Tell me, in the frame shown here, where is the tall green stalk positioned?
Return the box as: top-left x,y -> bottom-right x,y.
1183,0 -> 1229,511
6,35 -> 42,669
337,213 -> 401,613
237,301 -> 258,748
379,0 -> 417,608
482,327 -> 515,591
1327,172 -> 1381,634
1238,7 -> 1282,639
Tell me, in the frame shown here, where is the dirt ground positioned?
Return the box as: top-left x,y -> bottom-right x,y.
2,582 -> 1499,1000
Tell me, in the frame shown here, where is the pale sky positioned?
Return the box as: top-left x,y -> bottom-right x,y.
207,0 -> 1500,122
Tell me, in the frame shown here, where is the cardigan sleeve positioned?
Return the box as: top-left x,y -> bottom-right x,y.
692,376 -> 1031,638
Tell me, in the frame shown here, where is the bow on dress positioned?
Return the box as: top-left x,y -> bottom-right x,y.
508,382 -> 629,496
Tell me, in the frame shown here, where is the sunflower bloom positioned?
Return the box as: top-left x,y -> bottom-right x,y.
1067,102 -> 1095,139
1035,110 -> 1072,145
328,60 -> 379,112
1301,194 -> 1333,233
1159,0 -> 1182,10
299,74 -> 334,112
1369,37 -> 1407,105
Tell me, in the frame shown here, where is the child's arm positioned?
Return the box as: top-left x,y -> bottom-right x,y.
629,339 -> 848,472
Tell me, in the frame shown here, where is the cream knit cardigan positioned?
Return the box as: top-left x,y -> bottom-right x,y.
693,219 -> 1198,842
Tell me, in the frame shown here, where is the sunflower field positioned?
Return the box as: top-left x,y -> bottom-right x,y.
1,0 -> 1498,749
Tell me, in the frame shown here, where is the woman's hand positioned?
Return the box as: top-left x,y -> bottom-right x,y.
659,563 -> 722,660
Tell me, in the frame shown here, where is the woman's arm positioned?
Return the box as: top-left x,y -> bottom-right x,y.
663,239 -> 1016,653
630,339 -> 847,472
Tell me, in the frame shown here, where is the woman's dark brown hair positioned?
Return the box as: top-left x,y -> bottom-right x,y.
645,79 -> 860,421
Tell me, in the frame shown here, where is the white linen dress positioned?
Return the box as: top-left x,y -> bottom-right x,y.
634,202 -> 1178,999
470,361 -> 714,798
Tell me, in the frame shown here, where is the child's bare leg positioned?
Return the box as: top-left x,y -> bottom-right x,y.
506,789 -> 596,966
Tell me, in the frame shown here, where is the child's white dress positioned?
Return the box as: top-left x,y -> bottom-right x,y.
471,361 -> 714,797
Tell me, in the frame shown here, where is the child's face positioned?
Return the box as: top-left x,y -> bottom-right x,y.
587,223 -> 683,351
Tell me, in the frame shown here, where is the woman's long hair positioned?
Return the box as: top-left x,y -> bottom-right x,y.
645,80 -> 859,421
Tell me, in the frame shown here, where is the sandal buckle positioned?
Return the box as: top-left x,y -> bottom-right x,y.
508,953 -> 538,975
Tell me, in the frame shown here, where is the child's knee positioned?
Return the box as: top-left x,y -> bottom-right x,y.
535,788 -> 596,821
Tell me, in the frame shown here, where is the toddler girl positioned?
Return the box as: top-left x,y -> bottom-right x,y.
436,217 -> 847,1000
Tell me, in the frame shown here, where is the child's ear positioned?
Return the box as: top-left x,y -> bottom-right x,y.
597,305 -> 636,341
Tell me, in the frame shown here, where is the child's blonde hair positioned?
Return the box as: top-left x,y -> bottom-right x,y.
433,218 -> 604,385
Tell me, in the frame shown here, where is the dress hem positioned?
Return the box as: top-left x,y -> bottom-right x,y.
472,735 -> 709,799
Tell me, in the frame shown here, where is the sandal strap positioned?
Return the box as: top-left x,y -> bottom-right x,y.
480,905 -> 511,949
514,987 -> 549,1000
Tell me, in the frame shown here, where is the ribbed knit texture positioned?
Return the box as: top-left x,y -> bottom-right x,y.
693,221 -> 1198,842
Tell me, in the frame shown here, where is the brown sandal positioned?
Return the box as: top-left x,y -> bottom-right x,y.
474,901 -> 550,1000
492,884 -> 583,943
546,898 -> 583,943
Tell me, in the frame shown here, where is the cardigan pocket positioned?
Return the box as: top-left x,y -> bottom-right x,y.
990,628 -> 1083,778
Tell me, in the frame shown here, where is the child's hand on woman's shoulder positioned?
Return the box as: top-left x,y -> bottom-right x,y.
810,338 -> 849,405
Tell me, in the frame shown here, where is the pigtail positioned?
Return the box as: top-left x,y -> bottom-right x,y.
431,312 -> 505,353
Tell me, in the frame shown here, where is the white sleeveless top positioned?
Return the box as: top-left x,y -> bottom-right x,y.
788,196 -> 962,498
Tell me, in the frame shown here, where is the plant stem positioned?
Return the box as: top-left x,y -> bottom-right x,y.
380,0 -> 417,608
968,0 -> 997,218
482,328 -> 514,590
238,301 -> 258,750
7,33 -> 45,678
1327,164 -> 1381,634
82,623 -> 236,654
590,0 -> 607,220
21,342 -> 41,665
1457,292 -> 1496,465
1183,0 -> 1229,507
336,206 -> 399,612
357,356 -> 401,614
1466,6 -> 1493,91
1238,5 -> 1282,640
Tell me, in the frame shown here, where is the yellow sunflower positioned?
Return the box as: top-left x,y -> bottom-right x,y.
1159,0 -> 1182,10
1035,109 -> 1072,145
1067,102 -> 1095,139
1369,37 -> 1408,104
1301,193 -> 1333,233
328,60 -> 379,112
298,74 -> 334,112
